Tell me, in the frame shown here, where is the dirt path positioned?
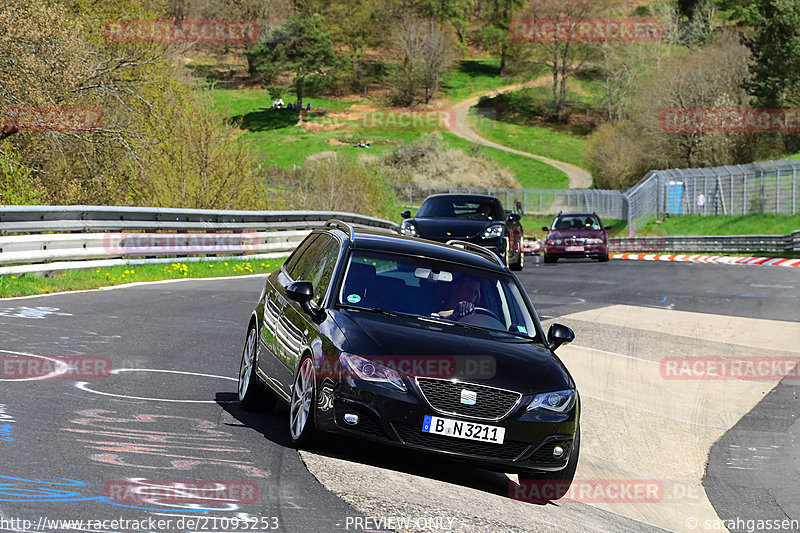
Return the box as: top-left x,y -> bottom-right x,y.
448,79 -> 593,189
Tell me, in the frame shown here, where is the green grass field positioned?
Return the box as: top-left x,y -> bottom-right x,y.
440,59 -> 545,102
0,258 -> 287,299
208,87 -> 571,189
468,109 -> 589,171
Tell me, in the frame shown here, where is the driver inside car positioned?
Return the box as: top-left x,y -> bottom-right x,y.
437,274 -> 481,320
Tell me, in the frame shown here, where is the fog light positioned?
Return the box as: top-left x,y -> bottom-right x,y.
344,413 -> 359,425
553,445 -> 564,458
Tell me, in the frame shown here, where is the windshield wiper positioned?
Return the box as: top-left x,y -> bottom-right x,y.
339,304 -> 420,320
426,314 -> 533,340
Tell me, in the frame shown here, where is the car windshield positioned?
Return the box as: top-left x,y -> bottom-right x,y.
552,215 -> 600,230
417,197 -> 504,221
338,250 -> 538,338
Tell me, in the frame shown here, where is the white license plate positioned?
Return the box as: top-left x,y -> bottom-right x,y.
422,415 -> 505,444
565,246 -> 584,252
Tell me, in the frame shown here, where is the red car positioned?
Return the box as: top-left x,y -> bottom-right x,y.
541,212 -> 610,263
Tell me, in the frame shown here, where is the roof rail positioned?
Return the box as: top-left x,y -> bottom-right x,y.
445,240 -> 505,268
325,219 -> 355,240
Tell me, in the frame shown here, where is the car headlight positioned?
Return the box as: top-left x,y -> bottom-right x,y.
340,353 -> 407,392
587,238 -> 603,245
401,220 -> 418,237
482,225 -> 503,239
527,389 -> 575,413
555,238 -> 563,245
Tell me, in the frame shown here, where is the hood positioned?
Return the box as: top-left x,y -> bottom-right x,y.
411,218 -> 501,241
547,228 -> 605,239
332,308 -> 572,395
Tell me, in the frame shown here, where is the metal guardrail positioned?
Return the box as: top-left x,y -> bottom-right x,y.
0,206 -> 399,275
610,230 -> 800,254
392,159 -> 800,237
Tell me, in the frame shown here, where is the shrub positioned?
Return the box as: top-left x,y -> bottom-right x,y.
381,132 -> 517,188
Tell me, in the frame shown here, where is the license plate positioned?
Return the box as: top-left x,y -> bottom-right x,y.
422,415 -> 505,444
565,246 -> 584,252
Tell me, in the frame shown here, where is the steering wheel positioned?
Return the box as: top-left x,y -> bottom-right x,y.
464,306 -> 502,323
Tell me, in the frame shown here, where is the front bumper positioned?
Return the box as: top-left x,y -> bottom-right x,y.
314,377 -> 579,475
543,244 -> 608,259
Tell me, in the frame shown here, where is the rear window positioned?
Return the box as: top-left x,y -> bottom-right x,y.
552,216 -> 601,230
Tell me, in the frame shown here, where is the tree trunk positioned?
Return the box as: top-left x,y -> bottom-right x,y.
295,78 -> 303,125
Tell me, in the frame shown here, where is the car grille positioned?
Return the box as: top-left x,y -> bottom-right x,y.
392,422 -> 530,461
524,437 -> 573,466
415,378 -> 522,420
334,400 -> 385,438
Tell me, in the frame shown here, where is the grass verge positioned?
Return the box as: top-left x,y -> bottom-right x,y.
0,258 -> 287,299
634,215 -> 800,236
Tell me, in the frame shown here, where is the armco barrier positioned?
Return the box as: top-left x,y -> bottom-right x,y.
610,230 -> 800,255
0,206 -> 399,275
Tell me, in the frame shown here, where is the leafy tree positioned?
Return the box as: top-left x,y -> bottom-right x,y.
476,0 -> 523,75
743,0 -> 800,109
246,14 -> 338,123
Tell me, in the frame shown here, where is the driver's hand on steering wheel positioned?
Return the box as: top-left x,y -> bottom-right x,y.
452,301 -> 475,320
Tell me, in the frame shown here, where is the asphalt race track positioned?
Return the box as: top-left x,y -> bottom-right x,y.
0,258 -> 797,533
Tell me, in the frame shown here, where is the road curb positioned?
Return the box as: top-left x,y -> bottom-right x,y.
611,253 -> 800,267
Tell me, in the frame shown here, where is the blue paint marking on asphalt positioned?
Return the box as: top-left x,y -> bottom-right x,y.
0,475 -> 216,512
0,423 -> 12,442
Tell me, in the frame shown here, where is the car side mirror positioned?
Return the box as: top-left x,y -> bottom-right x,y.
507,212 -> 520,223
603,225 -> 611,231
401,210 -> 411,219
287,281 -> 324,322
547,323 -> 575,351
541,226 -> 549,232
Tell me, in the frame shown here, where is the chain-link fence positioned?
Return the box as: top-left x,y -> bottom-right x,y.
392,159 -> 800,236
391,184 -> 626,221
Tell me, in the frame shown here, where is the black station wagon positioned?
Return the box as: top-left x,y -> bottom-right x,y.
237,220 -> 580,495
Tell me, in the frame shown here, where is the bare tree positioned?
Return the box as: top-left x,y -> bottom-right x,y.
518,0 -> 599,120
391,16 -> 457,106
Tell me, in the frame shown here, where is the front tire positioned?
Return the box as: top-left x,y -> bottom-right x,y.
543,254 -> 557,264
238,324 -> 275,411
599,252 -> 610,262
289,356 -> 318,447
518,428 -> 580,501
510,238 -> 524,271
